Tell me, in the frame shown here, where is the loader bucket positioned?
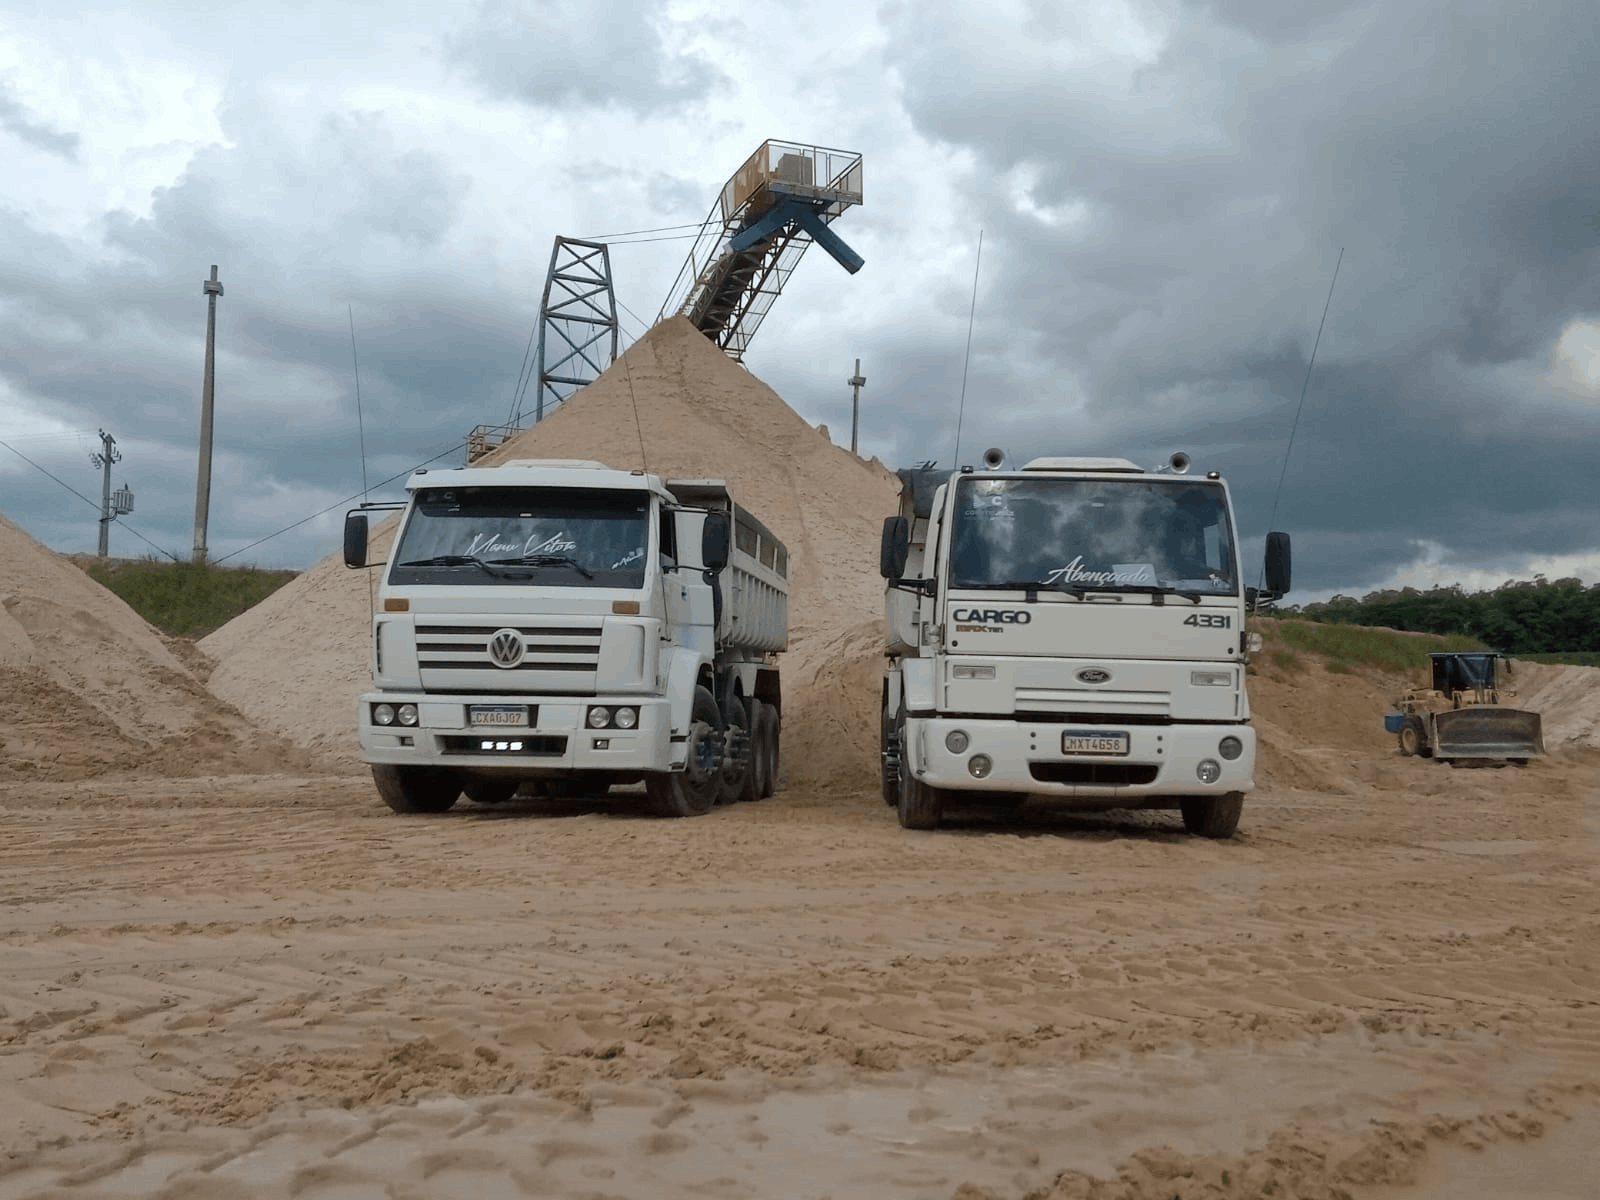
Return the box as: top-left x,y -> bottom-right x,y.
1431,707 -> 1544,760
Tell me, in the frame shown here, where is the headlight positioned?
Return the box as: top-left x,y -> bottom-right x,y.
398,704 -> 419,727
968,754 -> 993,778
373,703 -> 396,726
1196,759 -> 1222,784
945,730 -> 970,754
586,707 -> 611,729
1191,670 -> 1232,687
613,707 -> 638,730
952,664 -> 996,680
1218,736 -> 1243,761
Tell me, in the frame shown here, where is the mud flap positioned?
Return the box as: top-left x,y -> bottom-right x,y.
1431,707 -> 1544,759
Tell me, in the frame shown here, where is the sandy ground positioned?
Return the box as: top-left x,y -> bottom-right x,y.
3,740 -> 1598,1199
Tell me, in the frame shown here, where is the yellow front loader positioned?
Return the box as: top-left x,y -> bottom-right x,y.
1386,652 -> 1543,765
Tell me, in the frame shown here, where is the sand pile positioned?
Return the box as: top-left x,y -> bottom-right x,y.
0,514 -> 303,781
1498,659 -> 1600,750
203,318 -> 900,784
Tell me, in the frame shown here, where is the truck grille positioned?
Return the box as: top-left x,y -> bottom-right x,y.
1029,762 -> 1161,786
415,623 -> 601,674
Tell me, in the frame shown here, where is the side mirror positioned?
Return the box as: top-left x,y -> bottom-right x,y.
343,512 -> 369,569
879,515 -> 909,579
1264,531 -> 1291,597
701,511 -> 730,572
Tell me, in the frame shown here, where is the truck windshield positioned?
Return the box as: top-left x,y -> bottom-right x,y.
949,477 -> 1238,594
389,486 -> 650,589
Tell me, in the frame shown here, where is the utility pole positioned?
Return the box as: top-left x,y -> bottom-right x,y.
89,429 -> 121,558
193,264 -> 224,564
848,358 -> 865,455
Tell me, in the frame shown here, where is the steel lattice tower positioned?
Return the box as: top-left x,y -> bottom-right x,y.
530,237 -> 619,423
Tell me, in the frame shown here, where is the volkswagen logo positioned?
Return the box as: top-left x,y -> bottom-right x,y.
487,629 -> 525,669
1076,668 -> 1111,685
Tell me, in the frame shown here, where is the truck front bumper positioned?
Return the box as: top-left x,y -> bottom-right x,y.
903,716 -> 1254,803
358,692 -> 676,773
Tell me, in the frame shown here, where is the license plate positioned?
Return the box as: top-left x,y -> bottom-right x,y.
469,705 -> 529,727
1061,730 -> 1130,756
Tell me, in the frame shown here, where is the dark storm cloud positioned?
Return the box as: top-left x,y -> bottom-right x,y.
877,0 -> 1600,595
0,80 -> 80,159
0,105 -> 531,566
446,0 -> 723,114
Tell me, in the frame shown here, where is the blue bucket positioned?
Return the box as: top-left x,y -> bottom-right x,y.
1382,712 -> 1406,734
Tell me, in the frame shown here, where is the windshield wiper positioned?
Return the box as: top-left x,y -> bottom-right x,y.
398,555 -> 529,579
1041,582 -> 1211,606
489,554 -> 594,579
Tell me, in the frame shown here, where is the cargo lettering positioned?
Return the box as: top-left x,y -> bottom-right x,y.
951,608 -> 1032,632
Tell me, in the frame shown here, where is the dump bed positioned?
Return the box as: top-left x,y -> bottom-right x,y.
667,479 -> 789,653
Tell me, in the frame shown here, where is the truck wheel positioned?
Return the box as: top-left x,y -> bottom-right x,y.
372,765 -> 461,814
759,704 -> 781,797
719,695 -> 754,804
1397,723 -> 1420,756
898,773 -> 945,830
462,778 -> 519,804
1180,792 -> 1244,838
645,686 -> 721,817
747,700 -> 777,799
880,700 -> 900,807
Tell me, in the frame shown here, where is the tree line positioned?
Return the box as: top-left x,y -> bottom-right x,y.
1283,576 -> 1600,656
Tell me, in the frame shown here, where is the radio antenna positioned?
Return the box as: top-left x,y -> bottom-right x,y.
349,305 -> 370,503
951,229 -> 983,468
1258,247 -> 1343,601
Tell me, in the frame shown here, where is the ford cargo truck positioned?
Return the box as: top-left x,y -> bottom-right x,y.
879,449 -> 1289,837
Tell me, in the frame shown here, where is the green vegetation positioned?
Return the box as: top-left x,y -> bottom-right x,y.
80,557 -> 298,639
1257,617 -> 1485,674
1289,576 -> 1600,655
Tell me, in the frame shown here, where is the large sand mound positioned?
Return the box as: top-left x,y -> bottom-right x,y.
0,514 -> 303,781
203,318 -> 900,784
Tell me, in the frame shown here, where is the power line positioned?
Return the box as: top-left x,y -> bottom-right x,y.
212,441 -> 468,564
580,220 -> 704,240
583,231 -> 700,246
0,434 -> 180,560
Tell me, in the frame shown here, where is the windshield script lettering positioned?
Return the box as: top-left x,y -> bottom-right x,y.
1041,556 -> 1156,587
466,531 -> 579,558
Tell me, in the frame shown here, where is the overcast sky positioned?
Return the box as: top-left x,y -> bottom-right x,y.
2,0 -> 1598,603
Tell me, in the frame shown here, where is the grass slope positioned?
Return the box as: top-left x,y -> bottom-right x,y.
77,557 -> 299,639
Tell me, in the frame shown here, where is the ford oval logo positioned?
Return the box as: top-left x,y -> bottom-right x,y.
1076,668 -> 1111,685
488,629 -> 525,669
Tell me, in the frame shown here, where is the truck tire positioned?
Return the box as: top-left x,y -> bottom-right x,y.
645,686 -> 721,817
1180,792 -> 1244,838
1398,719 -> 1424,757
747,700 -> 777,800
880,699 -> 900,807
462,778 -> 519,804
719,695 -> 754,804
759,703 -> 781,797
372,765 -> 461,814
898,772 -> 945,830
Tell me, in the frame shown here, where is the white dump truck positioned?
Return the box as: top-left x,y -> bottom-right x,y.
878,449 -> 1290,837
343,459 -> 787,816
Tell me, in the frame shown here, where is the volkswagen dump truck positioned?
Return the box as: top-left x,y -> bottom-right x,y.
344,459 -> 787,816
878,449 -> 1290,837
